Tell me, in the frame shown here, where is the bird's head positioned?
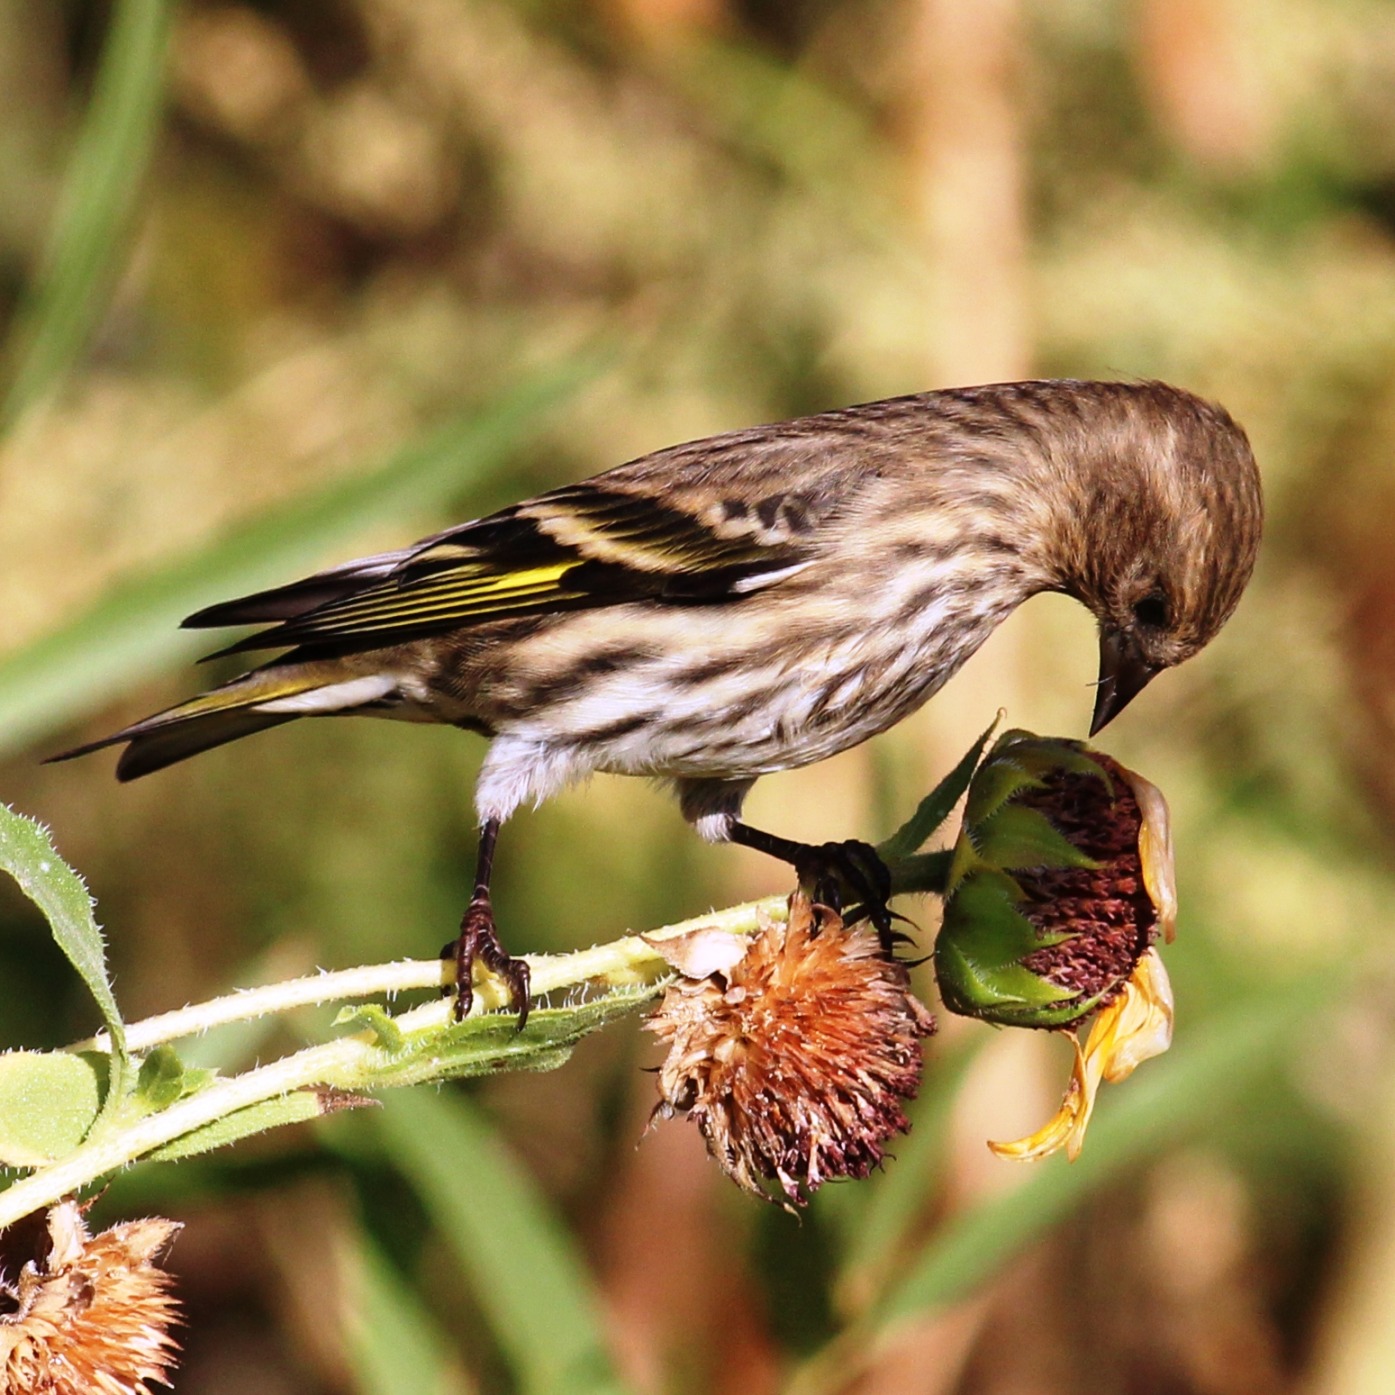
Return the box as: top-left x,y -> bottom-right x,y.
1040,383 -> 1264,734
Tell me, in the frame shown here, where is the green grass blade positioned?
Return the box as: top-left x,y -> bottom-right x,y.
0,805 -> 125,1057
871,971 -> 1347,1329
375,1089 -> 633,1395
0,358 -> 598,760
826,1040 -> 982,1313
346,1229 -> 471,1395
1,0 -> 173,429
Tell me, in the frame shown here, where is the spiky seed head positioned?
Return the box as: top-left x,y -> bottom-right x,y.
646,894 -> 935,1207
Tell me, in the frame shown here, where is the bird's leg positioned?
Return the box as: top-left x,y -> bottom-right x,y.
727,821 -> 900,953
442,817 -> 532,1028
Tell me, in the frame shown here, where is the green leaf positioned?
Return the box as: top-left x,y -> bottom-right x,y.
337,1004 -> 407,1053
962,733 -> 1109,828
375,1090 -> 634,1395
345,1230 -> 467,1395
933,872 -> 1081,1024
879,718 -> 999,862
1010,736 -> 1111,787
133,1044 -> 212,1111
0,805 -> 126,1057
0,1051 -> 105,1166
0,357 -> 599,759
962,752 -> 1043,827
347,987 -> 662,1091
1,0 -> 173,430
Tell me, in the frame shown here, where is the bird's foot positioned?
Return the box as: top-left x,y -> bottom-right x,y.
793,839 -> 904,956
441,894 -> 532,1029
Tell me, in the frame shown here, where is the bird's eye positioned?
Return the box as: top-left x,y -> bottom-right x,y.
1132,592 -> 1169,629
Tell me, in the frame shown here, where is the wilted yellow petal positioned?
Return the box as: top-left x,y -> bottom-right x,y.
987,1033 -> 1097,1161
1121,768 -> 1177,943
988,950 -> 1174,1162
1093,948 -> 1174,1083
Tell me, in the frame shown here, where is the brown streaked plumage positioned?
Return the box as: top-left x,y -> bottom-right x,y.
52,379 -> 1263,1024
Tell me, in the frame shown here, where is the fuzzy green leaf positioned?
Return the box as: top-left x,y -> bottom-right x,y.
337,1003 -> 407,1053
934,935 -> 1078,1023
0,806 -> 126,1057
355,988 -> 662,1089
133,1045 -> 211,1111
962,753 -> 1043,827
1010,737 -> 1112,787
933,872 -> 1078,1023
964,733 -> 1110,829
0,1051 -> 106,1166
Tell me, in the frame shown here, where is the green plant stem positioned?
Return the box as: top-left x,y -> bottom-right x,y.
5,852 -> 946,1229
79,894 -> 789,1055
1,894 -> 791,1229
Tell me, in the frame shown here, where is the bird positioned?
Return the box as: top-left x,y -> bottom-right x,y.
52,379 -> 1263,1026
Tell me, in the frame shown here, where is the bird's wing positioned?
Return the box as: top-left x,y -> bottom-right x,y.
189,481 -> 818,656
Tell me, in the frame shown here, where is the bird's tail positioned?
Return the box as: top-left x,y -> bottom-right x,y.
47,665 -> 398,781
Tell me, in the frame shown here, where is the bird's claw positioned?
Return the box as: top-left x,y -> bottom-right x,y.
441,894 -> 532,1029
795,839 -> 903,956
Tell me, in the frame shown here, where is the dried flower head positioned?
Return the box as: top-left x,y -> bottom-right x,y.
932,730 -> 1178,1160
0,1201 -> 181,1394
646,893 -> 935,1206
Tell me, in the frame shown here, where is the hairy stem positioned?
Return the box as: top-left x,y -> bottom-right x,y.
0,895 -> 792,1229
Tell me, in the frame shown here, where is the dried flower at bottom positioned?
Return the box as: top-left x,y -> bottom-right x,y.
0,1201 -> 181,1394
646,893 -> 935,1207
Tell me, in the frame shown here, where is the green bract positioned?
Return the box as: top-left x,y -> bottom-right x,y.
933,731 -> 1136,1029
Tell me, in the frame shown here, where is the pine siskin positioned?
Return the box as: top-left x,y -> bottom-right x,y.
53,380 -> 1262,1023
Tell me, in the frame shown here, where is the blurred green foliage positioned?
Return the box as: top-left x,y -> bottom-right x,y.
2,1 -> 1394,1392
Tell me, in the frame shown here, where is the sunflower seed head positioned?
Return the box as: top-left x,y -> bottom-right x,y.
934,732 -> 1168,1029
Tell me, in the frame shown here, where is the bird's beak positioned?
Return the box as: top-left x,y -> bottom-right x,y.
1090,628 -> 1158,736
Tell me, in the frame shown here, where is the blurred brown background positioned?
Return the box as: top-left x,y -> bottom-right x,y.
2,1 -> 1394,1391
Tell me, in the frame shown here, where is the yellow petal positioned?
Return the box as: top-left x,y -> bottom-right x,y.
987,950 -> 1174,1162
987,1032 -> 1098,1161
1094,948 -> 1174,1084
1121,768 -> 1177,943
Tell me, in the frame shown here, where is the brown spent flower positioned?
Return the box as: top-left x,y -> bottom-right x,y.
1016,751 -> 1167,1011
646,893 -> 935,1207
0,1201 -> 181,1394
